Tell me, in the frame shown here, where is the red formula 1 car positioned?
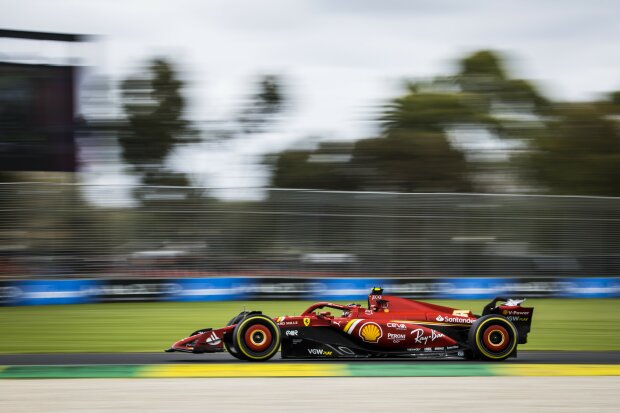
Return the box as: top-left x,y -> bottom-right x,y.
166,288 -> 534,361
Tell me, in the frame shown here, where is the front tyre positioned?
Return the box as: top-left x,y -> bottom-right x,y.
232,314 -> 281,362
468,315 -> 518,361
224,312 -> 250,360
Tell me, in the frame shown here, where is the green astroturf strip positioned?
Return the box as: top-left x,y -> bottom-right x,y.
0,365 -> 142,379
1,299 -> 619,353
345,363 -> 496,377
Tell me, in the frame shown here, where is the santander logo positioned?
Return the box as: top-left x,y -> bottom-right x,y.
436,314 -> 474,324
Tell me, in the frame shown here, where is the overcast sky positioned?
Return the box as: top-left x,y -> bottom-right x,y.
2,0 -> 620,200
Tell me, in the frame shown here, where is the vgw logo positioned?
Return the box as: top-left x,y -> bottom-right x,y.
308,348 -> 332,356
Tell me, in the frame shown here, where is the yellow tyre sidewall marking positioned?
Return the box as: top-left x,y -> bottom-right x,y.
475,317 -> 517,360
236,316 -> 281,360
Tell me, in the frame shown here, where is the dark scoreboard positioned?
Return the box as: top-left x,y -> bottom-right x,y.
0,29 -> 84,173
0,62 -> 77,172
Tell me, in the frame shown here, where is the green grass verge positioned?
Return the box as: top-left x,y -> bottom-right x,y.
0,299 -> 619,353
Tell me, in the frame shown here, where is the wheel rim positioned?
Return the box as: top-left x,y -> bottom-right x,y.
244,324 -> 272,352
482,325 -> 509,352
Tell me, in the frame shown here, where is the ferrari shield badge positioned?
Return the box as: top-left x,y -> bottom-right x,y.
303,317 -> 310,327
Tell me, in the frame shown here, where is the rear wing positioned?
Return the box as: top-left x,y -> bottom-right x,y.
482,297 -> 534,344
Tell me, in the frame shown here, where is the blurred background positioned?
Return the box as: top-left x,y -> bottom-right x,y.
1,1 -> 620,319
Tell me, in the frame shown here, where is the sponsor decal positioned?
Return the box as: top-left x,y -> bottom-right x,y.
447,345 -> 459,350
502,308 -> 531,322
370,295 -> 382,300
436,315 -> 474,324
410,328 -> 445,345
505,310 -> 530,316
359,322 -> 383,343
387,322 -> 407,331
303,317 -> 311,327
406,348 -> 422,352
308,348 -> 332,356
281,321 -> 299,326
387,333 -> 406,343
434,347 -> 445,351
424,348 -> 432,352
205,331 -> 221,346
285,330 -> 299,337
365,310 -> 373,315
452,309 -> 470,317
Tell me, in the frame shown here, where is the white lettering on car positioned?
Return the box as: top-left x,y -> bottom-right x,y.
410,328 -> 445,345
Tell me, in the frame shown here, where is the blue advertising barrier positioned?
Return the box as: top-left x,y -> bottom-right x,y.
164,277 -> 251,302
310,278 -> 384,301
7,279 -> 102,306
436,278 -> 512,300
559,277 -> 620,298
1,277 -> 619,306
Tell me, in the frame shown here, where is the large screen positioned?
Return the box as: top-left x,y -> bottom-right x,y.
0,62 -> 76,172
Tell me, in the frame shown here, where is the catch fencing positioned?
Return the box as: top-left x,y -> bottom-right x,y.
1,182 -> 620,279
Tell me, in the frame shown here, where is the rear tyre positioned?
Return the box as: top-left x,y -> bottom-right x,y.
232,314 -> 281,362
224,311 -> 250,360
468,315 -> 518,361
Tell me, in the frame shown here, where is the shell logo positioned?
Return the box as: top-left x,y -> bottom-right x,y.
502,310 -> 508,316
359,322 -> 383,343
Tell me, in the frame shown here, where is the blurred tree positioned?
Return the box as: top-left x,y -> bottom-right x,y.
349,89 -> 475,192
271,87 -> 476,192
457,50 -> 548,114
119,58 -> 196,187
272,142 -> 357,190
270,50 -> 550,193
238,75 -> 285,134
521,102 -> 620,196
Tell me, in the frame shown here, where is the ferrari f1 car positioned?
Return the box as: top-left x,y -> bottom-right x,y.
166,288 -> 534,361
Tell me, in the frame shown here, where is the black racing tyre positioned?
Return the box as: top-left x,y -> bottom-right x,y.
468,314 -> 518,361
224,311 -> 251,360
232,314 -> 281,362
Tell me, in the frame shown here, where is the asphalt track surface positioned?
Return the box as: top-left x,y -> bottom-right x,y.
1,350 -> 619,365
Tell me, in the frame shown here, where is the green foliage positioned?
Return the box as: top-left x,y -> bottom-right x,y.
351,131 -> 471,192
522,103 -> 620,196
119,58 -> 194,185
271,49 -> 620,197
459,50 -> 508,80
238,74 -> 285,134
272,142 -> 357,190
